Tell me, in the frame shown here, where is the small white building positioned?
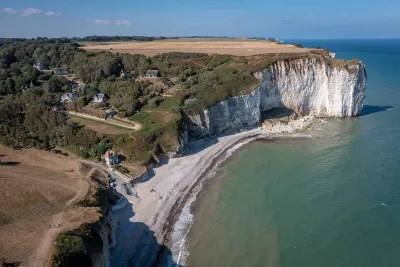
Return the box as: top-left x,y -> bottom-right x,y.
60,92 -> 77,103
33,63 -> 49,71
146,70 -> 159,78
103,149 -> 119,166
93,93 -> 107,104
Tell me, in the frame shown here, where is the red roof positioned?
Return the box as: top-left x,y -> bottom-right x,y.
104,150 -> 111,159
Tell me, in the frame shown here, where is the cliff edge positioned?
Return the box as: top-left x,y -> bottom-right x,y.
185,55 -> 367,139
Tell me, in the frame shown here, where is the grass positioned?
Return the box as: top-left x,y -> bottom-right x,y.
0,145 -> 91,265
130,97 -> 181,137
115,164 -> 130,174
115,97 -> 182,164
180,49 -> 363,115
69,115 -> 133,135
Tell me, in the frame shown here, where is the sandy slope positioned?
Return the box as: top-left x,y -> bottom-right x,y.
0,146 -> 94,266
110,117 -> 314,266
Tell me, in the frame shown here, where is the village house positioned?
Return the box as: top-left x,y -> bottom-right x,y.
103,149 -> 119,166
54,67 -> 70,76
60,92 -> 77,103
93,93 -> 107,104
33,63 -> 49,71
146,70 -> 159,78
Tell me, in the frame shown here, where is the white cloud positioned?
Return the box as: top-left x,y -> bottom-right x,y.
94,19 -> 111,24
116,20 -> 131,26
45,11 -> 61,16
3,8 -> 17,14
22,8 -> 42,16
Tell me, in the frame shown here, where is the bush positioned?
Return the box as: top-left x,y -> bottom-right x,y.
115,164 -> 130,174
52,234 -> 91,267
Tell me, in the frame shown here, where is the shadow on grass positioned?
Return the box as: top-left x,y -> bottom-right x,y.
359,105 -> 393,116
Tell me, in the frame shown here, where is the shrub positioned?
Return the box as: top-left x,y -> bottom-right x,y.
52,234 -> 91,267
115,164 -> 130,174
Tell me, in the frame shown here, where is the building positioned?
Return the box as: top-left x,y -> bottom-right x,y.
146,70 -> 159,78
60,92 -> 77,103
93,93 -> 107,104
33,63 -> 49,71
54,67 -> 70,76
103,149 -> 119,166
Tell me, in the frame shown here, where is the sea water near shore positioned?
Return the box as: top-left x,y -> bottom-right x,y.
184,39 -> 400,267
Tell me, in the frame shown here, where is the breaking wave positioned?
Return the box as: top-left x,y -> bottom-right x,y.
168,137 -> 258,266
168,126 -> 313,265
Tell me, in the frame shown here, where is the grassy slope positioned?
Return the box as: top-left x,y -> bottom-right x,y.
181,50 -> 362,115
113,97 -> 181,164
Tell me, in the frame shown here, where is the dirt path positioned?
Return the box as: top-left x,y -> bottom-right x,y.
28,177 -> 90,267
68,111 -> 142,131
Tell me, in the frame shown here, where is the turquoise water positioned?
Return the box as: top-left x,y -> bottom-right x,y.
187,39 -> 400,267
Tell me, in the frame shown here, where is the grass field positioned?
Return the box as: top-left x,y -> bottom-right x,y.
83,38 -> 314,56
129,97 -> 180,137
0,145 -> 97,266
69,114 -> 137,135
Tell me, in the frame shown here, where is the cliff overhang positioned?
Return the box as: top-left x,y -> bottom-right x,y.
182,51 -> 367,140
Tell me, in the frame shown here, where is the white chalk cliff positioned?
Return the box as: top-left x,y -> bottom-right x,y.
185,57 -> 367,139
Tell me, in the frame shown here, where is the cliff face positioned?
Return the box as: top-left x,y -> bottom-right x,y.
185,57 -> 367,139
90,211 -> 116,267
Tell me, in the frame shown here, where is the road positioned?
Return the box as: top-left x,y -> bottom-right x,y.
80,160 -> 140,204
68,111 -> 141,131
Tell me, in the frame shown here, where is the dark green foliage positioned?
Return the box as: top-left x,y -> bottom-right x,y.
72,35 -> 167,43
115,164 -> 130,174
0,38 -> 356,167
182,67 -> 258,115
207,55 -> 232,69
52,234 -> 91,267
52,222 -> 106,267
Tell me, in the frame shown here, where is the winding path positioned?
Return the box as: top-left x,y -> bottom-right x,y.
68,111 -> 142,131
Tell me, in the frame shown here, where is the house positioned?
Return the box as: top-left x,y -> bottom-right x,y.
54,67 -> 70,76
146,70 -> 159,78
33,63 -> 49,71
60,92 -> 77,103
103,149 -> 119,166
93,93 -> 107,104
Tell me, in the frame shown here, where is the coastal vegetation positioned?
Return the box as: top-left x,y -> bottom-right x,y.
52,165 -> 119,267
0,38 -> 360,165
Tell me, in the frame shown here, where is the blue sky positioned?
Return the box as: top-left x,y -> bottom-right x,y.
1,0 -> 400,38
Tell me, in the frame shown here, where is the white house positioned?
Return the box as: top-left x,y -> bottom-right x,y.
60,92 -> 77,103
33,63 -> 49,71
146,70 -> 159,78
103,149 -> 119,166
93,93 -> 107,104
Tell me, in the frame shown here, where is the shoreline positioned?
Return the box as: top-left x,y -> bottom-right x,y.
110,116 -> 315,266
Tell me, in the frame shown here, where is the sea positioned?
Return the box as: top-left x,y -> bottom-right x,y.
184,39 -> 400,267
